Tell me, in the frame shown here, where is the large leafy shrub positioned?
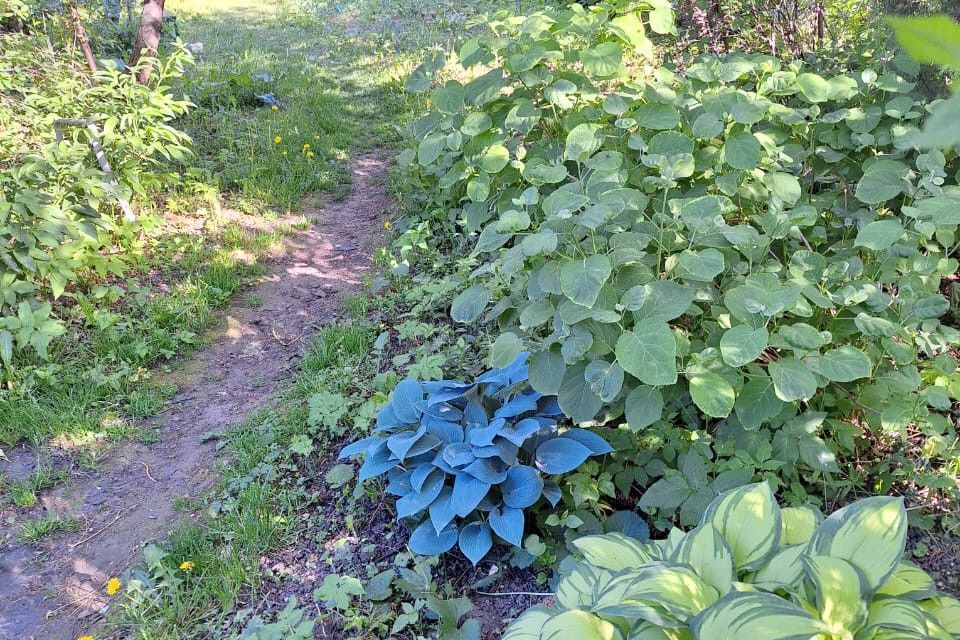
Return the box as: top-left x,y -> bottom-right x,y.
339,354 -> 614,564
0,18 -> 193,369
503,482 -> 960,639
398,1 -> 959,502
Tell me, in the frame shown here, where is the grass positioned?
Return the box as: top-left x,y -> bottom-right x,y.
0,219 -> 294,498
19,514 -> 83,544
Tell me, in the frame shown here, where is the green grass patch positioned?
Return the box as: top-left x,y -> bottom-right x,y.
19,514 -> 83,544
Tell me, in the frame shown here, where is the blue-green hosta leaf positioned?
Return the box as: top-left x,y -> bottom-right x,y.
489,506 -> 524,547
669,524 -> 736,596
561,255 -> 612,308
459,521 -> 493,565
450,285 -> 490,323
689,373 -> 736,419
802,555 -> 870,633
808,496 -> 907,591
780,505 -> 822,545
573,533 -> 661,572
812,346 -> 872,382
451,472 -> 491,517
502,465 -> 544,509
624,384 -> 664,431
690,592 -> 827,639
535,437 -> 592,474
722,132 -> 761,170
592,563 -> 720,625
616,320 -> 677,386
581,42 -> 623,77
396,469 -> 445,518
877,562 -> 937,600
430,486 -> 456,533
542,610 -> 622,640
562,428 -> 614,455
720,325 -> 768,367
700,483 -> 780,572
855,219 -> 906,250
565,123 -> 606,162
409,520 -> 458,556
768,357 -> 817,402
855,160 -> 910,205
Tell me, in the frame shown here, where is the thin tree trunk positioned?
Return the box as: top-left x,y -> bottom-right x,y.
129,0 -> 164,84
67,0 -> 98,74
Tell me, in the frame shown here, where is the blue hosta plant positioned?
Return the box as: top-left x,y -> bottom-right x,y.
503,483 -> 960,639
339,354 -> 614,564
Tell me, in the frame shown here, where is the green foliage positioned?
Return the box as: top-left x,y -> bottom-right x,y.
503,483 -> 960,640
0,22 -> 193,367
398,0 -> 960,507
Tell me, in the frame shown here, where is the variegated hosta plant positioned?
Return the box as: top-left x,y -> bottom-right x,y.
503,483 -> 960,640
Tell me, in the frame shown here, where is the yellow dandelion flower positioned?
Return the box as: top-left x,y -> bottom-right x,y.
302,143 -> 310,149
307,151 -> 315,158
180,561 -> 194,571
106,577 -> 121,596
271,105 -> 279,111
273,136 -> 282,144
77,636 -> 95,640
384,220 -> 391,229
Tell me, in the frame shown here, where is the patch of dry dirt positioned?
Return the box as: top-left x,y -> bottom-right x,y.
0,155 -> 390,640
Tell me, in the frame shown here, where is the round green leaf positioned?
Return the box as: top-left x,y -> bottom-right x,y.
723,132 -> 761,170
560,255 -> 612,308
689,373 -> 735,418
432,81 -> 464,114
615,319 -> 677,386
855,219 -> 905,250
720,325 -> 768,367
490,332 -> 523,368
479,144 -> 510,173
769,357 -> 817,402
450,285 -> 490,323
625,384 -> 664,431
580,42 -> 623,77
814,346 -> 872,382
855,160 -> 910,205
564,123 -> 605,162
796,72 -> 830,103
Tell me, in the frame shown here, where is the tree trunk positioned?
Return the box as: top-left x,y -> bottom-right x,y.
129,0 -> 164,84
66,0 -> 98,74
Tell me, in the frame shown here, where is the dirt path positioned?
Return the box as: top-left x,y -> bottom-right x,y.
0,156 -> 390,640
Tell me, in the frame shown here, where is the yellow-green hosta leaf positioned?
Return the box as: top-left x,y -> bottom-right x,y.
801,555 -> 869,635
592,563 -> 720,626
542,609 -> 623,640
573,533 -> 662,572
808,496 -> 907,591
699,483 -> 781,572
920,596 -> 960,634
556,562 -> 614,610
627,623 -> 692,640
877,562 -> 937,600
690,592 -> 827,640
668,523 -> 736,595
780,505 -> 822,545
861,598 -> 947,639
748,544 -> 805,592
502,606 -> 555,640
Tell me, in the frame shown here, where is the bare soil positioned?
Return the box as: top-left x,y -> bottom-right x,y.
0,155 -> 390,640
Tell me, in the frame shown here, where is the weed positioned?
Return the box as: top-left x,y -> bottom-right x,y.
19,515 -> 83,544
